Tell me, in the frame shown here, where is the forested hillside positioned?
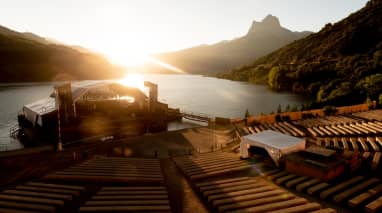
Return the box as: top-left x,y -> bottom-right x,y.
154,15 -> 310,75
219,0 -> 382,107
0,25 -> 124,82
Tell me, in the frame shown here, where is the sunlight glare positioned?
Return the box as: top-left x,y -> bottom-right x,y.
148,57 -> 186,74
106,51 -> 149,67
119,73 -> 145,90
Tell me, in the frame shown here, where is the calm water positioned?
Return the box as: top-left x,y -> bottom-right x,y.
0,74 -> 310,150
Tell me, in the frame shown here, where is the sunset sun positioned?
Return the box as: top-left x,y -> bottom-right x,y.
119,73 -> 145,90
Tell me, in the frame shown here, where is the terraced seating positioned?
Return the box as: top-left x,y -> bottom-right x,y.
44,157 -> 163,183
80,186 -> 171,213
315,137 -> 382,153
250,122 -> 306,137
263,170 -> 382,213
365,196 -> 382,213
291,113 -> 382,137
236,126 -> 249,137
294,116 -> 359,128
0,181 -> 84,212
194,176 -> 329,213
173,151 -> 253,180
313,138 -> 382,169
305,123 -> 380,137
353,110 -> 382,121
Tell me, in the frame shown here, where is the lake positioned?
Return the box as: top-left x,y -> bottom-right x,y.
0,74 -> 310,150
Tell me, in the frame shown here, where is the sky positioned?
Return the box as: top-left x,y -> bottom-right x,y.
0,0 -> 369,66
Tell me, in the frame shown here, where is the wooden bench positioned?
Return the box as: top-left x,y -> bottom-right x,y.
15,186 -> 80,196
190,165 -> 252,180
53,171 -> 162,178
212,189 -> 286,207
178,156 -> 239,165
332,178 -> 380,203
101,186 -> 166,191
176,159 -> 240,169
0,207 -> 40,213
185,162 -> 250,175
275,174 -> 298,185
283,122 -> 305,137
3,190 -> 72,200
80,162 -> 160,167
196,177 -> 249,188
367,137 -> 380,152
207,186 -> 276,202
226,197 -> 307,213
85,200 -> 169,206
25,182 -> 85,191
372,152 -> 381,170
0,194 -> 64,206
218,193 -> 296,212
331,125 -> 347,135
332,138 -> 340,148
320,176 -> 364,199
44,174 -> 163,183
199,179 -> 260,192
92,195 -> 169,200
97,190 -> 167,195
357,138 -> 369,152
296,179 -> 321,192
261,169 -> 281,177
348,125 -> 362,135
203,183 -> 267,197
318,127 -> 331,136
365,195 -> 382,213
307,183 -> 329,195
79,205 -> 171,212
273,123 -> 292,135
268,203 -> 321,213
337,126 -> 354,135
349,138 -> 359,150
307,128 -> 318,137
67,166 -> 161,172
180,160 -> 243,172
341,138 -> 349,149
309,208 -> 337,213
348,184 -> 382,207
285,176 -> 310,188
0,200 -> 55,213
267,171 -> 290,181
180,152 -> 233,159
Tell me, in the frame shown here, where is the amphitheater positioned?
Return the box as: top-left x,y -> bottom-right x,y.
2,108 -> 382,212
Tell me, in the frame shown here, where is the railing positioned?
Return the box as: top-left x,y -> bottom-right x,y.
181,111 -> 212,122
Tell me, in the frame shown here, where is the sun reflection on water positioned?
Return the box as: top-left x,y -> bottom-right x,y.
119,73 -> 145,91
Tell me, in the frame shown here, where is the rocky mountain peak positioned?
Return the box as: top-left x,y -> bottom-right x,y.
247,14 -> 283,35
262,14 -> 281,27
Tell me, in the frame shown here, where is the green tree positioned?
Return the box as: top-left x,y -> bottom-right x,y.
268,66 -> 280,89
291,105 -> 298,112
277,104 -> 282,113
244,109 -> 251,118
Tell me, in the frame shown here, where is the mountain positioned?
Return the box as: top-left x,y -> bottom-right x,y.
152,15 -> 311,75
219,0 -> 382,107
0,25 -> 124,82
